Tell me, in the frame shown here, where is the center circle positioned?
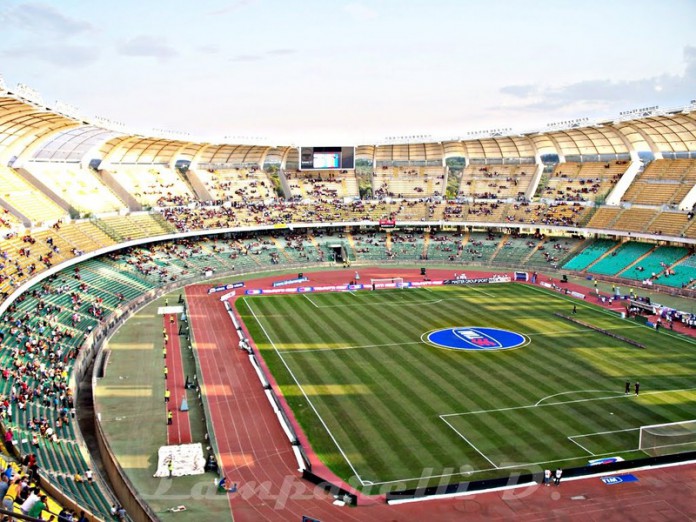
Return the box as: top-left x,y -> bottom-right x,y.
425,326 -> 528,351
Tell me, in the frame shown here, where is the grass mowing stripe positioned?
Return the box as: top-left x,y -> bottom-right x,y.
346,346 -> 444,477
243,297 -> 366,484
257,294 -> 434,480
236,283 -> 696,490
288,351 -> 394,479
279,299 -> 422,479
306,300 -> 462,475
522,283 -> 696,347
362,288 -> 568,468
251,296 -> 387,477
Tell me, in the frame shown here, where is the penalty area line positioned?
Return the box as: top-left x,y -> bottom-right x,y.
440,415 -> 499,469
441,386 -> 696,418
367,442 -> 671,487
566,436 -> 596,456
535,389 -> 621,406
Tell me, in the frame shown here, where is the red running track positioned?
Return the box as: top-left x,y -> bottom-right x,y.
186,268 -> 696,521
165,313 -> 192,445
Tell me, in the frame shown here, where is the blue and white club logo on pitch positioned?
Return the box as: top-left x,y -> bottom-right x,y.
425,327 -> 527,351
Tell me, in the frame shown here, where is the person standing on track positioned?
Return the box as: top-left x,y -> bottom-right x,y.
543,468 -> 551,486
554,468 -> 563,486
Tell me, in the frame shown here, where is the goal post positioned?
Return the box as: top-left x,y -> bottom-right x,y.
638,419 -> 696,457
369,277 -> 405,289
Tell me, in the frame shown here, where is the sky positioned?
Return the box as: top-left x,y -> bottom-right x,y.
0,0 -> 694,145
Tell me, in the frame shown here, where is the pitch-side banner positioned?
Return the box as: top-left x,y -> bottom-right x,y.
443,275 -> 511,285
244,281 -> 448,295
208,281 -> 245,294
219,290 -> 236,301
272,277 -> 309,288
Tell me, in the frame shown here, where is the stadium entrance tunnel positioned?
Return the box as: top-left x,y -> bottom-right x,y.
423,327 -> 528,351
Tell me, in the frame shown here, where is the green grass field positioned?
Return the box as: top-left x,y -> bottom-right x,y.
235,283 -> 696,489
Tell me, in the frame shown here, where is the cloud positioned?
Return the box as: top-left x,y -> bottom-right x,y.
501,46 -> 696,111
196,44 -> 220,55
207,0 -> 257,16
343,2 -> 379,20
266,49 -> 297,56
500,85 -> 536,98
229,49 -> 298,62
1,2 -> 92,36
2,44 -> 99,67
118,35 -> 178,60
230,54 -> 264,62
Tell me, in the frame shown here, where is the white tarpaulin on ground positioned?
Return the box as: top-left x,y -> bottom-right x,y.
157,306 -> 185,315
153,443 -> 206,478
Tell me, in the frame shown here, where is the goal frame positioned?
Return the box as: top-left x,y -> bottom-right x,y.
638,419 -> 696,455
369,277 -> 405,288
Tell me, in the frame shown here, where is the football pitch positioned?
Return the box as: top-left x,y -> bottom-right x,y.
235,283 -> 696,489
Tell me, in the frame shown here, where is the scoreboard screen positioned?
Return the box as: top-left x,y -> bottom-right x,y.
299,146 -> 355,170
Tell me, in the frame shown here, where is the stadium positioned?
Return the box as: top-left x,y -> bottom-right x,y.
1,2 -> 696,521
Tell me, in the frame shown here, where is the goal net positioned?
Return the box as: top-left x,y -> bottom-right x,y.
638,419 -> 696,457
370,277 -> 405,289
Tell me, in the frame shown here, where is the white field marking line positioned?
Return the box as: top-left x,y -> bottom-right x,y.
463,284 -> 496,298
363,444 -> 654,486
439,416 -> 499,469
283,340 -> 426,355
523,283 -> 696,346
369,420 -> 696,486
386,470 -> 696,503
441,386 -> 696,418
570,426 -> 640,439
569,438 -> 696,459
535,390 -> 621,406
566,436 -> 596,456
244,297 -> 366,485
566,426 -> 696,456
302,293 -> 320,308
640,440 -> 696,453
